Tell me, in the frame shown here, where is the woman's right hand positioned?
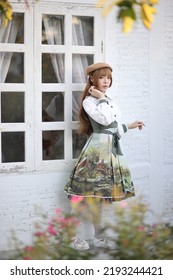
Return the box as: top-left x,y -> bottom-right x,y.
89,86 -> 105,99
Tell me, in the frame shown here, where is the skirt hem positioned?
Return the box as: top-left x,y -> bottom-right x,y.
64,190 -> 135,202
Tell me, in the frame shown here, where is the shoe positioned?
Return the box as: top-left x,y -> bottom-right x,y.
70,237 -> 90,251
94,238 -> 117,249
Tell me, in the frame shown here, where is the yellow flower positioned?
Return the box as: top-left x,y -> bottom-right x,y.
142,18 -> 151,30
148,0 -> 159,4
6,8 -> 13,20
123,16 -> 134,33
142,3 -> 157,23
95,0 -> 158,33
140,8 -> 150,29
0,0 -> 13,26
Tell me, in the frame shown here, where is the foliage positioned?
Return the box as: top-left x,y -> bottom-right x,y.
11,207 -> 94,260
0,0 -> 32,26
10,196 -> 173,260
1,1 -> 159,33
0,0 -> 13,26
104,199 -> 173,259
96,0 -> 159,33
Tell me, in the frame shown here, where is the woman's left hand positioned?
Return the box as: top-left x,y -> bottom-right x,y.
128,121 -> 145,130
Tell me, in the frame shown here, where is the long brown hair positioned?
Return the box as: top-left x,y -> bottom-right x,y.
78,67 -> 112,135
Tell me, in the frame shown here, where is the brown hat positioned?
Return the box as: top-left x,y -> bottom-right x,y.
86,62 -> 113,75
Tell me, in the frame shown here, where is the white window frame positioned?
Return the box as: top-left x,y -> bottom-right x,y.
0,2 -> 34,173
0,1 -> 104,173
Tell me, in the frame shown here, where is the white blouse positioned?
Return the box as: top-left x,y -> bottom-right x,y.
83,95 -> 128,136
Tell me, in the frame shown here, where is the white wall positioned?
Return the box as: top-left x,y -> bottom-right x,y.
0,0 -> 173,252
161,0 -> 173,224
104,5 -> 150,205
0,172 -> 70,251
104,0 -> 173,225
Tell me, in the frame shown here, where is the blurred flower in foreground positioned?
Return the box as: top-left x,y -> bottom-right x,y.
70,195 -> 84,203
122,16 -> 134,33
119,200 -> 128,208
96,0 -> 159,33
141,2 -> 157,30
9,197 -> 173,260
0,0 -> 13,26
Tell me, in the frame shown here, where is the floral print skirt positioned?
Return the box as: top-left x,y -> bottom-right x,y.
64,132 -> 135,202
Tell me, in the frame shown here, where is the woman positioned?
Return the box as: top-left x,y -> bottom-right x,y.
65,62 -> 144,250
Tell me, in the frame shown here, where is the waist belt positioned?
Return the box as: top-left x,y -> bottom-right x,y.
94,129 -> 123,156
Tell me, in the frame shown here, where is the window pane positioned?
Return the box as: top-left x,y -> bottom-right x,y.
1,92 -> 24,123
1,132 -> 25,162
72,16 -> 94,46
42,53 -> 65,83
42,15 -> 64,45
42,92 -> 64,122
72,54 -> 93,83
0,13 -> 24,44
42,130 -> 64,160
72,130 -> 87,159
72,91 -> 81,121
0,52 -> 24,83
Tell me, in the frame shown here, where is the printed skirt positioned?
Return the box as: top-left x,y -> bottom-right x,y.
64,132 -> 135,202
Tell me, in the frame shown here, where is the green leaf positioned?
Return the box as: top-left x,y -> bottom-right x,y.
117,7 -> 137,21
116,0 -> 133,8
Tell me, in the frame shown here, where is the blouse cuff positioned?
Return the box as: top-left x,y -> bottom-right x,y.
122,124 -> 128,133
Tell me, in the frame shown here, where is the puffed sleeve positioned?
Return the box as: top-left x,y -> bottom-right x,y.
83,97 -> 116,126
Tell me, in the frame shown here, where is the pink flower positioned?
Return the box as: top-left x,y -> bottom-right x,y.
24,246 -> 33,252
137,226 -> 145,232
119,200 -> 128,208
23,256 -> 32,260
70,196 -> 84,203
47,225 -> 57,236
35,231 -> 44,237
55,208 -> 62,215
66,217 -> 78,224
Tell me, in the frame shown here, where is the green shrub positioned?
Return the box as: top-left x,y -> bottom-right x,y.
10,197 -> 173,260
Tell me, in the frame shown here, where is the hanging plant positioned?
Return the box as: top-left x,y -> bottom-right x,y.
96,0 -> 159,33
0,0 -> 32,26
0,0 -> 13,26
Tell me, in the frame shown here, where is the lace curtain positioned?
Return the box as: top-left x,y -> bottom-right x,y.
0,15 -> 21,82
43,15 -> 64,83
43,15 -> 89,120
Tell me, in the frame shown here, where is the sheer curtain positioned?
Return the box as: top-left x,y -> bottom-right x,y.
72,18 -> 88,83
0,15 -> 21,82
43,15 -> 64,83
43,15 -> 88,120
72,18 -> 88,120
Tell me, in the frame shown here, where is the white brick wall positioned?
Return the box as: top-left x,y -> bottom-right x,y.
104,8 -> 150,204
0,0 -> 173,252
162,0 -> 173,223
0,172 -> 70,251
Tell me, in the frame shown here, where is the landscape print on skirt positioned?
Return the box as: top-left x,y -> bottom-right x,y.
65,131 -> 135,202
